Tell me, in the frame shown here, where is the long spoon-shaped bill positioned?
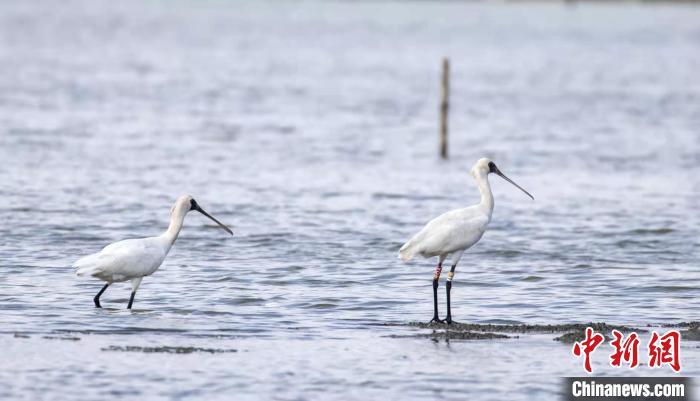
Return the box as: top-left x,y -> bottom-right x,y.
494,169 -> 534,200
194,206 -> 234,235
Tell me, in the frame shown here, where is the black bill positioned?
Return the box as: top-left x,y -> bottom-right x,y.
194,205 -> 234,236
493,167 -> 534,200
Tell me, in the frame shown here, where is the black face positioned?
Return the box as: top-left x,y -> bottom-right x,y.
488,161 -> 498,173
190,198 -> 198,211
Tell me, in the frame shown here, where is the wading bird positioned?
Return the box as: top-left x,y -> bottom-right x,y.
398,158 -> 533,324
74,195 -> 233,309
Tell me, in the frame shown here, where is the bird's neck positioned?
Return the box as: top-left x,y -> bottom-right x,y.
474,172 -> 494,216
161,210 -> 187,248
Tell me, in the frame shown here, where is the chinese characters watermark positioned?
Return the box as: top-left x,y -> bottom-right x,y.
572,327 -> 681,373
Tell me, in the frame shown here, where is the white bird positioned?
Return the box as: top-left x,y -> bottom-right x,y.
74,195 -> 233,309
398,158 -> 533,324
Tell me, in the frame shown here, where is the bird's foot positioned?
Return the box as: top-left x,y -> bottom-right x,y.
444,317 -> 455,325
93,300 -> 102,308
429,316 -> 446,325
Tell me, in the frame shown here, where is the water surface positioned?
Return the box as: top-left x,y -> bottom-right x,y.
1,1 -> 699,400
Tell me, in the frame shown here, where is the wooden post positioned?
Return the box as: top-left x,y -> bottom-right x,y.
440,58 -> 449,159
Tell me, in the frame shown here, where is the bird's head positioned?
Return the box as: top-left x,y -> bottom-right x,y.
471,157 -> 494,177
171,194 -> 233,235
171,194 -> 195,217
471,158 -> 534,200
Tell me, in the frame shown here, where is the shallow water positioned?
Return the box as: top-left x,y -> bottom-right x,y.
1,1 -> 699,400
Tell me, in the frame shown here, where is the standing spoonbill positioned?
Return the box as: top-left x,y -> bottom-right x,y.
74,195 -> 233,309
398,158 -> 533,324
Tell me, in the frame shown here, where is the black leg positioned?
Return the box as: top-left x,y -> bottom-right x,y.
429,263 -> 443,324
94,283 -> 109,308
445,264 -> 457,324
127,291 -> 136,310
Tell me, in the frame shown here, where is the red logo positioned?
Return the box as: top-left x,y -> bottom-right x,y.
648,330 -> 681,373
572,327 -> 605,373
572,327 -> 682,373
609,330 -> 640,368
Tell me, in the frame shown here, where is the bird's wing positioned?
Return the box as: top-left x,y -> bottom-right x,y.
400,207 -> 489,261
74,238 -> 166,281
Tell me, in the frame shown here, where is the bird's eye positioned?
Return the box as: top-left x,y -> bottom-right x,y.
488,161 -> 497,172
190,199 -> 197,210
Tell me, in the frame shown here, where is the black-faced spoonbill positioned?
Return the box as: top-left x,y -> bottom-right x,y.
74,195 -> 233,309
398,158 -> 533,324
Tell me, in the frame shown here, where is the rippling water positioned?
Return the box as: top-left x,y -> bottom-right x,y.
1,1 -> 699,400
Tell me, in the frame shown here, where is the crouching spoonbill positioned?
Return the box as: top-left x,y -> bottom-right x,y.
74,195 -> 233,309
398,158 -> 533,324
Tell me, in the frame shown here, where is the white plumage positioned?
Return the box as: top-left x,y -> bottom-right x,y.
74,194 -> 233,309
399,158 -> 533,324
75,238 -> 168,283
399,207 -> 489,263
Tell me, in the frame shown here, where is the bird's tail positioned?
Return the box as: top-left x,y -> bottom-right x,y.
73,253 -> 102,278
75,265 -> 96,277
398,240 -> 418,262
